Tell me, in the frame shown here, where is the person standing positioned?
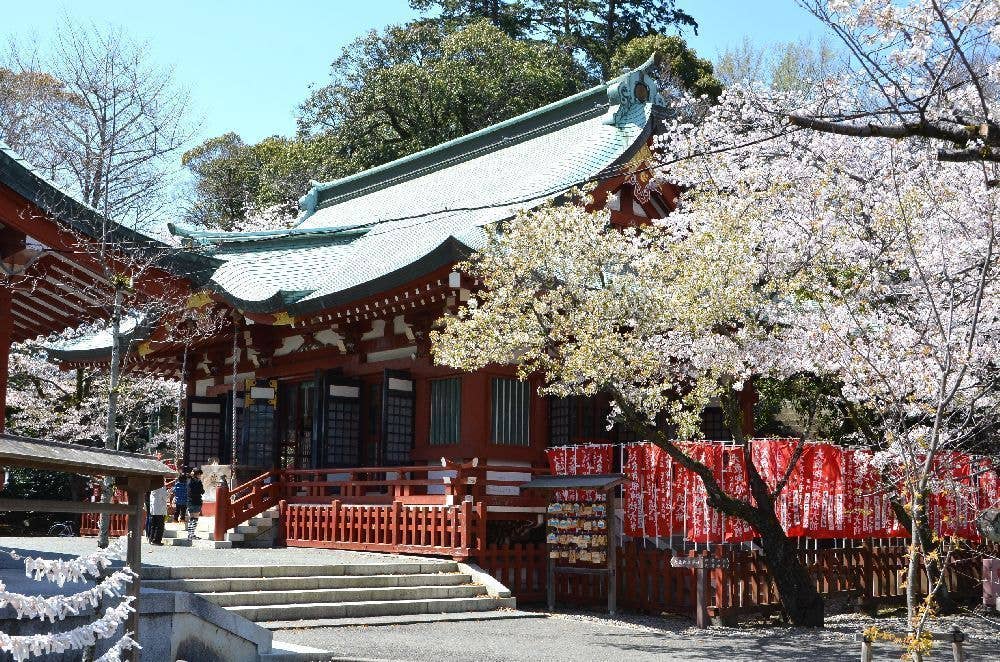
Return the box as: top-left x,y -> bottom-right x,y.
148,483 -> 167,545
172,473 -> 189,522
187,468 -> 206,541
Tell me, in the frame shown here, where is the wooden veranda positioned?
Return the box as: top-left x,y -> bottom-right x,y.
0,433 -> 174,661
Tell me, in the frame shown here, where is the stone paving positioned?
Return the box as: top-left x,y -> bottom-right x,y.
274,610 -> 1000,662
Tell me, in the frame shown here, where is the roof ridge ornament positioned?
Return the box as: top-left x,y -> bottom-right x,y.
604,53 -> 663,128
299,180 -> 321,215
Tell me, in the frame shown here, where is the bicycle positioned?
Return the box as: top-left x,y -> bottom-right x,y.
47,520 -> 76,537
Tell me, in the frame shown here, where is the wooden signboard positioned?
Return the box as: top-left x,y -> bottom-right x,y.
670,554 -> 730,628
669,556 -> 730,569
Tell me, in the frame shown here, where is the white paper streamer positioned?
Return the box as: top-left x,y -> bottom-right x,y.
95,632 -> 141,662
0,537 -> 128,587
0,597 -> 135,661
0,538 -> 138,661
0,568 -> 136,622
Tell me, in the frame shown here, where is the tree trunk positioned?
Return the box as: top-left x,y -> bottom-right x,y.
906,492 -> 921,635
752,507 -> 826,626
97,288 -> 123,549
618,392 -> 826,627
890,493 -> 957,614
654,438 -> 826,626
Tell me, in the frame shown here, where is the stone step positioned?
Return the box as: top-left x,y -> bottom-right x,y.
226,595 -> 515,622
199,584 -> 486,608
258,640 -> 331,662
144,572 -> 469,594
140,561 -> 458,581
163,522 -> 213,534
162,527 -> 245,542
260,609 -> 546,630
159,537 -> 233,549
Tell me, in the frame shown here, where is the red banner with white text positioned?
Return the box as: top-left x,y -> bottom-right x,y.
545,444 -> 615,501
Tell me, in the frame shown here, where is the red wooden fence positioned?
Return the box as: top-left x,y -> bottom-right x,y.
477,543 -> 700,613
211,463 -> 547,541
476,542 -> 993,622
79,512 -> 129,537
80,489 -> 130,537
281,499 -> 487,559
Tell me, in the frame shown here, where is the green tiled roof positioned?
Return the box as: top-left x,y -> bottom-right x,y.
178,56 -> 665,315
43,316 -> 153,362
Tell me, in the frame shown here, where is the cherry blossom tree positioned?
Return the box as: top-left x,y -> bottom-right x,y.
5,335 -> 179,453
433,24 -> 1000,630
790,1 -> 1000,170
661,67 -> 999,622
431,196 -> 829,625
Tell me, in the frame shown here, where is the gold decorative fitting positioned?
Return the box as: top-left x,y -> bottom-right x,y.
272,311 -> 296,326
186,291 -> 213,309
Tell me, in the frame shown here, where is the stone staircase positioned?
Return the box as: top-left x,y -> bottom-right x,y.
142,560 -> 517,628
162,506 -> 280,549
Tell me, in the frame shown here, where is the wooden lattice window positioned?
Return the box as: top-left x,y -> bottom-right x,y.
243,403 -> 275,467
700,406 -> 733,440
383,371 -> 414,465
549,396 -> 572,447
430,378 -> 461,446
325,396 -> 361,467
491,377 -> 530,446
241,380 -> 277,468
188,417 -> 221,466
185,396 -> 224,467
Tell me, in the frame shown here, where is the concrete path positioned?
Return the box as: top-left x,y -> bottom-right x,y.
273,611 -> 999,662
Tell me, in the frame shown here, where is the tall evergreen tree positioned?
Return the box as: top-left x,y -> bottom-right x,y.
413,0 -> 698,78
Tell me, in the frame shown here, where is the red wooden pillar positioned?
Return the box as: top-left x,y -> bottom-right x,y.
461,372 -> 489,459
0,285 -> 11,433
738,381 -> 759,438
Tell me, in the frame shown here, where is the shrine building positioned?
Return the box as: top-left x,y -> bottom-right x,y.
0,57 -> 719,551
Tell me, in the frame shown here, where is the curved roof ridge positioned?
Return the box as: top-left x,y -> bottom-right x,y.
296,54 -> 663,223
168,222 -> 370,246
299,99 -> 609,219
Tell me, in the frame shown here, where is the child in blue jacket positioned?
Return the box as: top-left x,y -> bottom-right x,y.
172,474 -> 189,522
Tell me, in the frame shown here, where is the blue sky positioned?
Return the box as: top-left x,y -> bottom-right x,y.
1,1 -> 825,145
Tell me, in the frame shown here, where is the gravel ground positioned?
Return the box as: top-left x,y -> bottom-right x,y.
0,536 -> 439,568
274,610 -> 1000,662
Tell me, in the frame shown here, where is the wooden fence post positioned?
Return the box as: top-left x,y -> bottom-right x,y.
390,501 -> 401,547
475,501 -> 486,553
277,499 -> 287,546
213,483 -> 229,542
330,499 -> 341,543
459,499 -> 472,554
860,634 -> 873,662
860,542 -> 876,615
951,628 -> 966,662
693,550 -> 710,629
